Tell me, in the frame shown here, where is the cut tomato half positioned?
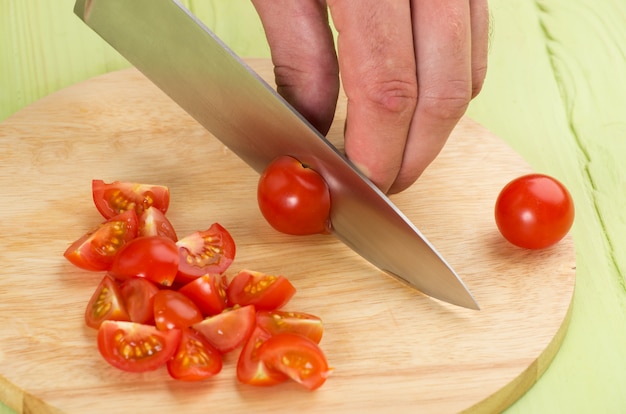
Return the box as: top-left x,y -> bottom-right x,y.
64,209 -> 138,271
97,320 -> 181,373
85,274 -> 130,329
109,236 -> 179,287
92,179 -> 170,220
227,270 -> 296,311
119,277 -> 160,325
192,305 -> 256,354
167,328 -> 223,381
256,310 -> 323,344
176,223 -> 236,284
237,326 -> 288,386
153,290 -> 203,331
138,206 -> 178,241
178,274 -> 228,316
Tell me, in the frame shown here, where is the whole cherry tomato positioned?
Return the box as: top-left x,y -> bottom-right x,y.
495,173 -> 574,249
257,156 -> 331,235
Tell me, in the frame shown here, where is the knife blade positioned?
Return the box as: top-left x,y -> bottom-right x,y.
74,0 -> 479,310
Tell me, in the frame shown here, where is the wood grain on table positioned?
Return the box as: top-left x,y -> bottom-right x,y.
2,0 -> 626,413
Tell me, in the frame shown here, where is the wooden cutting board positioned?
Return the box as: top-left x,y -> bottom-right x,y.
0,59 -> 575,414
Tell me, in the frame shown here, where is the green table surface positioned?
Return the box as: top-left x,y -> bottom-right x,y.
2,0 -> 625,413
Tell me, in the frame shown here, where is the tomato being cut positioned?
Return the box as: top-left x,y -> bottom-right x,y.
176,223 -> 236,284
495,174 -> 575,249
109,236 -> 179,286
192,305 -> 256,354
256,310 -> 323,344
258,333 -> 331,390
167,328 -> 223,381
119,277 -> 160,325
64,209 -> 138,271
85,274 -> 130,329
237,326 -> 288,386
97,320 -> 181,373
92,179 -> 170,220
227,270 -> 296,311
257,155 -> 331,235
153,290 -> 203,331
138,206 -> 178,241
178,274 -> 227,316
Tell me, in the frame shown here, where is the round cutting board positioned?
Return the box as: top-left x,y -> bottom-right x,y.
0,59 -> 575,414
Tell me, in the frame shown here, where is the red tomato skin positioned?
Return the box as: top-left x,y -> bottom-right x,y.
227,270 -> 296,311
192,305 -> 256,354
178,274 -> 228,316
257,156 -> 331,235
92,179 -> 170,220
167,328 -> 223,381
258,333 -> 331,390
138,206 -> 178,241
97,321 -> 181,373
237,326 -> 289,386
109,236 -> 179,286
495,174 -> 575,249
176,223 -> 236,284
119,277 -> 160,325
85,275 -> 130,329
64,210 -> 138,271
153,290 -> 203,331
256,310 -> 323,344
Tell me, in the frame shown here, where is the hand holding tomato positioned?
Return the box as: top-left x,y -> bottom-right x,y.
257,155 -> 331,235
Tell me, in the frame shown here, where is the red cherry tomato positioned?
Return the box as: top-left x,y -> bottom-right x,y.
85,275 -> 130,329
97,321 -> 181,373
176,224 -> 236,284
167,328 -> 223,381
119,277 -> 160,325
178,274 -> 228,316
258,333 -> 331,390
109,236 -> 179,286
153,290 -> 203,331
256,310 -> 323,344
192,305 -> 256,354
63,209 -> 138,271
227,270 -> 296,311
495,173 -> 575,249
138,206 -> 178,241
257,155 -> 331,235
92,179 -> 170,219
237,326 -> 289,386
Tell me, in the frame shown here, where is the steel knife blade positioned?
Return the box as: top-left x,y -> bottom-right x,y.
74,0 -> 479,310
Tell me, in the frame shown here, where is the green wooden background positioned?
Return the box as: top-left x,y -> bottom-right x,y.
2,0 -> 626,412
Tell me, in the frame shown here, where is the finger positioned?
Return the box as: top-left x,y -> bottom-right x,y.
252,0 -> 339,134
327,0 -> 417,192
389,0 -> 473,193
470,0 -> 490,97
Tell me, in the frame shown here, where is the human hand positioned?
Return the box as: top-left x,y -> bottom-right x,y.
252,0 -> 489,193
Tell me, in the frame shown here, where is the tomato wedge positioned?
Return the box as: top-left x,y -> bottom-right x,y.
256,310 -> 323,344
153,290 -> 203,331
85,274 -> 130,329
192,305 -> 256,354
258,333 -> 330,390
64,209 -> 138,271
138,206 -> 178,241
109,236 -> 179,287
97,321 -> 181,373
178,274 -> 228,316
237,326 -> 288,386
167,328 -> 223,381
227,270 -> 296,311
176,223 -> 236,284
92,179 -> 170,220
119,277 -> 160,325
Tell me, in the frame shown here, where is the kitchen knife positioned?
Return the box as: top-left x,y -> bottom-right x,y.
74,0 -> 479,310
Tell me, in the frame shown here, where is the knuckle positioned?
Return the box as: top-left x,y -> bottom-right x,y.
362,77 -> 418,117
419,81 -> 471,121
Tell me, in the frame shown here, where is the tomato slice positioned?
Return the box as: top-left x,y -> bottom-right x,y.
92,179 -> 170,220
97,320 -> 181,373
167,328 -> 222,381
109,236 -> 179,287
192,305 -> 256,354
64,209 -> 138,271
258,333 -> 331,390
237,326 -> 288,386
153,290 -> 203,331
138,206 -> 178,241
176,223 -> 236,284
119,277 -> 160,325
256,310 -> 323,344
85,274 -> 130,329
227,270 -> 296,311
178,274 -> 227,316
